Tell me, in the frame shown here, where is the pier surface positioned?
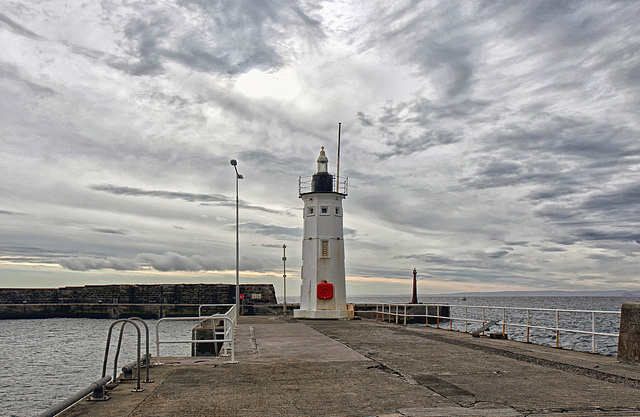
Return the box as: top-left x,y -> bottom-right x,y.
61,316 -> 640,416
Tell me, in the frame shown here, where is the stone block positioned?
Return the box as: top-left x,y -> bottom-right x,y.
617,302 -> 640,363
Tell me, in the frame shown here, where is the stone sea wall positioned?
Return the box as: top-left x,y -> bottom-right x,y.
0,283 -> 277,319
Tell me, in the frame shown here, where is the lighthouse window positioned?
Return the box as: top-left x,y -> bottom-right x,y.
335,207 -> 341,216
321,240 -> 330,258
307,207 -> 314,216
320,206 -> 329,215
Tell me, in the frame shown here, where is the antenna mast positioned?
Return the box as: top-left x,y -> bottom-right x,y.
336,122 -> 341,193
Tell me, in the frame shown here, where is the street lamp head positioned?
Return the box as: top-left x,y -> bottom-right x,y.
230,159 -> 237,166
237,174 -> 243,179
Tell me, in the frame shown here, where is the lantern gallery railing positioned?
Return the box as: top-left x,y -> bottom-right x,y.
365,303 -> 621,355
298,175 -> 348,195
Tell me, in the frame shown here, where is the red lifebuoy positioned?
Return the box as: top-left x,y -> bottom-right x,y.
317,283 -> 334,300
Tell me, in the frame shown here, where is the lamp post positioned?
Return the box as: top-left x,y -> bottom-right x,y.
230,159 -> 243,314
282,244 -> 287,316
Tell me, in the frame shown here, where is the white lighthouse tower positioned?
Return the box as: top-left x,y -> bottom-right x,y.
294,147 -> 354,319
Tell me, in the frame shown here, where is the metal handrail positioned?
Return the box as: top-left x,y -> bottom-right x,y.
198,303 -> 236,318
37,376 -> 112,417
101,319 -> 144,392
155,304 -> 238,363
198,304 -> 237,356
112,317 -> 152,383
365,303 -> 620,354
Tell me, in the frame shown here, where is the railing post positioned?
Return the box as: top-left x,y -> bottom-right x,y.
502,308 -> 506,337
395,304 -> 398,324
436,305 -> 440,329
526,309 -> 530,343
227,317 -> 237,364
404,305 -> 407,326
464,307 -> 468,333
592,311 -> 596,354
556,310 -> 560,348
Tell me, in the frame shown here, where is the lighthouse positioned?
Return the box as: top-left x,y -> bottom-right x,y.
294,147 -> 354,319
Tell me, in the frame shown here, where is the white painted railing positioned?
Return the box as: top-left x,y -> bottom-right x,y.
155,304 -> 238,363
364,303 -> 620,355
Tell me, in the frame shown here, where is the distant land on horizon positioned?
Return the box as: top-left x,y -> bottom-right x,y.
351,290 -> 640,298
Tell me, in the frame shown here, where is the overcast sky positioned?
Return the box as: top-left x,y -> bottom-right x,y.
1,1 -> 640,297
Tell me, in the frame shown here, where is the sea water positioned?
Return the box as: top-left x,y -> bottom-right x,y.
0,318 -> 192,417
0,296 -> 637,417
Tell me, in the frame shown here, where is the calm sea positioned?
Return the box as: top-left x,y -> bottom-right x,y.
0,296 -> 637,417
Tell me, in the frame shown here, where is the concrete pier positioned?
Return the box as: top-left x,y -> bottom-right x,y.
61,317 -> 640,416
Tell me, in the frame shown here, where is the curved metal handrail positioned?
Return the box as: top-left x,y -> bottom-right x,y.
101,319 -> 143,392
122,317 -> 152,383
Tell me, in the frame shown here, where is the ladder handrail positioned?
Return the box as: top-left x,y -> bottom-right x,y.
101,319 -> 143,392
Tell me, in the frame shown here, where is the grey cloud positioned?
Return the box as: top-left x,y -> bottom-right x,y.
580,183 -> 640,212
0,12 -> 41,39
112,1 -> 323,76
587,253 -> 625,262
239,222 -> 354,239
91,183 -> 284,214
363,97 -> 484,159
532,181 -> 640,246
500,1 -> 613,48
357,111 -> 373,127
0,63 -> 56,98
378,130 -> 461,159
394,253 -> 453,264
241,222 -> 301,238
527,186 -> 580,202
201,202 -> 285,215
58,252 -> 228,272
408,99 -> 491,121
414,39 -> 475,98
394,249 -> 539,281
574,229 -> 640,243
0,210 -> 27,216
59,256 -> 138,271
344,228 -> 357,237
91,184 -> 228,203
92,228 -> 129,235
261,243 -> 286,248
371,3 -> 480,99
291,6 -> 321,26
461,115 -> 640,198
503,241 -> 529,247
493,116 -> 640,161
487,250 -> 509,259
537,247 -> 566,253
136,252 -> 223,272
